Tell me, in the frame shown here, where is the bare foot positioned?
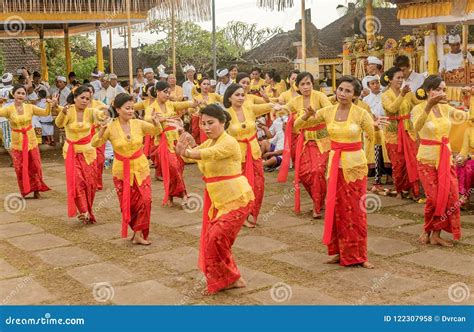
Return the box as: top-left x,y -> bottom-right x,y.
243,216 -> 256,228
132,233 -> 151,245
325,255 -> 340,264
361,261 -> 375,269
222,277 -> 247,291
430,235 -> 453,247
395,192 -> 402,199
418,232 -> 430,245
164,199 -> 174,208
77,214 -> 86,223
33,191 -> 41,199
312,210 -> 322,219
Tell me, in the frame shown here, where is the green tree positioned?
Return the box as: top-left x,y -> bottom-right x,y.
141,19 -> 240,73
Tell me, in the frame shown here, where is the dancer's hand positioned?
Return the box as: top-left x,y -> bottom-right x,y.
375,116 -> 389,129
180,131 -> 197,148
61,105 -> 70,115
455,154 -> 467,166
301,106 -> 316,121
400,85 -> 411,97
427,92 -> 447,107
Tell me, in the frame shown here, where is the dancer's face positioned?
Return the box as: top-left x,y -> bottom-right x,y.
201,113 -> 224,140
229,88 -> 245,108
238,77 -> 250,93
390,71 -> 404,89
298,76 -> 313,96
13,87 -> 27,102
157,88 -> 170,103
75,91 -> 91,110
200,79 -> 210,94
117,100 -> 135,121
428,81 -> 447,102
336,81 -> 355,105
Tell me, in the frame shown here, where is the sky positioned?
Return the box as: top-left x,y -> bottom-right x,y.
102,0 -> 348,48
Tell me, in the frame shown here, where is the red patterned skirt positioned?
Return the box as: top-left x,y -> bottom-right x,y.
72,153 -> 98,222
386,143 -> 419,195
11,147 -> 50,196
241,158 -> 264,221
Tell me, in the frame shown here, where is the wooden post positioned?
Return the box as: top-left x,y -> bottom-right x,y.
109,29 -> 114,74
331,64 -> 336,91
64,24 -> 72,75
462,24 -> 469,55
212,0 -> 216,79
96,28 -> 104,72
126,0 -> 133,93
301,0 -> 306,71
171,1 -> 176,75
365,0 -> 374,46
39,27 -> 48,82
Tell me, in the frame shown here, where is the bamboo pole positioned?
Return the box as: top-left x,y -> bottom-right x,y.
96,28 -> 104,72
462,24 -> 469,55
365,0 -> 374,46
39,27 -> 48,82
331,64 -> 336,91
109,29 -> 114,74
126,0 -> 133,94
64,24 -> 72,76
301,0 -> 306,71
212,0 -> 216,80
171,1 -> 176,75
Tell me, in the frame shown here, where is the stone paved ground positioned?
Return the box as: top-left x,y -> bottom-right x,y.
0,149 -> 473,305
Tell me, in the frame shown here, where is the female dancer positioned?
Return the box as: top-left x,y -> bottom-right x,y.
189,77 -> 223,144
167,74 -> 184,102
263,69 -> 285,99
0,85 -> 51,198
381,67 -> 421,199
55,86 -> 106,223
412,75 -> 468,246
229,65 -> 239,83
456,108 -> 474,206
175,104 -> 254,294
223,83 -> 282,227
149,81 -> 199,206
280,72 -> 332,218
277,70 -> 300,104
295,75 -> 385,268
92,93 -> 163,245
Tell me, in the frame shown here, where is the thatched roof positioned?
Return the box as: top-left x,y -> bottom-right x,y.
0,0 -> 211,38
256,0 -> 295,11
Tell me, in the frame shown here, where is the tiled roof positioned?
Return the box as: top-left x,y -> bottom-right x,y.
0,39 -> 41,74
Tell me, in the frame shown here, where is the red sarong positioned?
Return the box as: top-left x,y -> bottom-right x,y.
297,141 -> 329,214
238,133 -> 258,188
114,148 -> 144,238
327,170 -> 368,266
277,113 -> 295,182
241,158 -> 264,221
323,140 -> 363,245
191,115 -> 201,145
12,125 -> 33,193
386,143 -> 420,195
96,144 -> 106,190
65,133 -> 93,217
199,173 -> 251,293
11,146 -> 49,197
456,160 -> 474,196
293,124 -> 326,213
113,176 -> 152,240
417,162 -> 461,240
387,114 -> 419,183
71,154 -> 98,222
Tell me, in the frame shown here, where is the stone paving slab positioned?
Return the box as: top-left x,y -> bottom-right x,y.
261,214 -> 312,229
333,268 -> 426,295
368,237 -> 416,256
0,212 -> 20,224
150,209 -> 201,228
398,203 -> 425,215
0,222 -> 44,239
367,214 -> 415,228
67,262 -> 134,287
291,224 -> 325,240
271,251 -> 342,274
42,178 -> 66,187
227,266 -> 281,295
398,249 -> 474,276
35,246 -> 100,268
460,215 -> 474,226
22,198 -> 63,210
0,277 -> 54,304
0,258 -> 22,279
234,235 -> 289,254
249,285 -> 346,305
36,204 -> 68,217
112,280 -> 183,305
7,233 -> 71,252
142,246 -> 199,273
397,224 -> 474,238
378,195 -> 413,208
109,235 -> 175,253
86,223 -> 122,240
461,237 -> 474,245
178,224 -> 201,237
405,286 -> 474,305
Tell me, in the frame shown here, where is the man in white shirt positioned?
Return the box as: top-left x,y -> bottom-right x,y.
144,68 -> 157,85
50,76 -> 71,106
259,115 -> 287,170
362,75 -> 392,190
90,72 -> 103,100
215,68 -> 232,96
440,34 -> 474,73
362,56 -> 383,96
182,65 -> 196,100
109,74 -> 126,94
393,55 -> 425,92
98,75 -> 117,106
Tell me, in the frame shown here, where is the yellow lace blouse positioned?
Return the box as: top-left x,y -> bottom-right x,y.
189,93 -> 223,115
226,104 -> 274,161
0,103 -> 51,151
287,91 -> 333,153
413,102 -> 470,167
381,89 -> 420,144
92,119 -> 162,185
459,126 -> 474,157
188,132 -> 254,219
55,106 -> 107,165
294,104 -> 375,182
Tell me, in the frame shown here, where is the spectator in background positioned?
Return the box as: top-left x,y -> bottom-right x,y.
144,67 -> 157,85
133,67 -> 146,92
67,71 -> 77,89
90,71 -> 102,100
98,75 -> 116,106
36,88 -> 55,146
52,76 -> 71,106
215,68 -> 231,96
393,55 -> 424,91
109,74 -> 126,94
229,64 -> 238,82
182,65 -> 196,100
